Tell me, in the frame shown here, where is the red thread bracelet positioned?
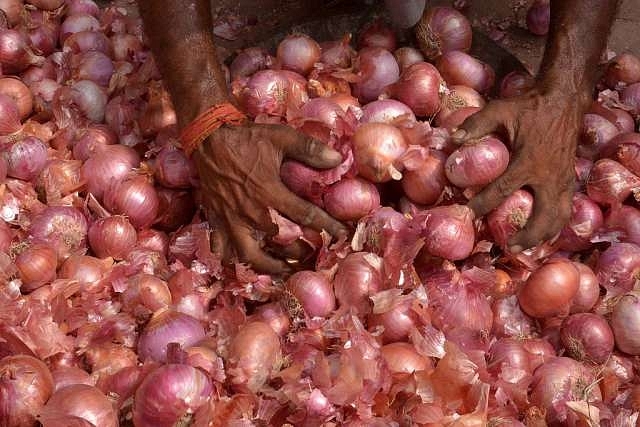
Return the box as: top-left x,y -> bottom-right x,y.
179,102 -> 247,157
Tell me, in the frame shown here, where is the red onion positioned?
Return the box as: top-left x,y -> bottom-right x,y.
492,296 -> 536,338
616,132 -> 640,175
435,85 -> 485,128
570,262 -> 600,313
318,34 -> 354,69
487,189 -> 534,249
352,122 -> 407,182
381,342 -> 431,374
368,291 -> 425,343
137,229 -> 169,255
233,69 -> 295,117
419,204 -> 475,260
299,97 -> 344,129
29,78 -> 59,115
29,205 -> 88,262
328,93 -> 360,113
499,71 -> 535,98
0,0 -> 23,27
352,47 -> 400,103
601,106 -> 635,133
518,259 -> 580,318
556,193 -> 603,251
71,125 -> 117,161
360,99 -> 415,123
487,337 -> 531,376
88,215 -> 137,260
286,270 -> 335,318
605,205 -> 640,245
621,82 -> 640,115
560,313 -> 614,363
605,52 -> 640,88
39,384 -> 117,427
0,355 -> 54,427
0,93 -> 22,135
323,177 -> 380,221
15,244 -> 57,292
153,146 -> 196,189
59,254 -> 110,288
401,149 -> 447,206
393,47 -> 425,72
358,19 -> 396,52
137,310 -> 205,362
523,338 -> 556,371
229,47 -> 274,80
596,242 -> 640,295
586,159 -> 640,206
5,136 -> 48,181
333,252 -> 384,314
132,364 -> 212,427
63,31 -> 111,55
24,18 -> 58,57
67,0 -> 100,16
0,29 -> 44,73
415,6 -> 472,60
611,291 -> 640,355
436,51 -> 496,94
385,61 -> 443,116
103,175 -> 159,229
580,113 -> 620,157
0,78 -> 33,120
122,273 -> 172,313
51,366 -> 94,391
154,188 -> 195,231
276,33 -> 320,76
81,144 -> 141,200
252,302 -> 291,337
71,51 -> 114,87
445,135 -> 510,188
59,13 -> 100,44
59,79 -> 108,123
526,0 -> 550,36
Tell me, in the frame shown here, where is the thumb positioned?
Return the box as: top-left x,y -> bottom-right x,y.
451,102 -> 507,144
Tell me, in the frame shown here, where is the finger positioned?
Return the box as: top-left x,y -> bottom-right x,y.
451,103 -> 506,144
228,221 -> 291,274
468,169 -> 526,218
270,239 -> 314,261
262,124 -> 343,169
507,187 -> 573,252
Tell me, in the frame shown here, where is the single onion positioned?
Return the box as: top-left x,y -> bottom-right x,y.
323,177 -> 380,221
252,302 -> 291,337
526,0 -> 550,36
230,47 -> 274,80
435,85 -> 485,128
286,270 -> 335,318
0,0 -> 23,27
616,132 -> 640,175
570,262 -> 600,313
276,33 -> 320,76
368,292 -> 425,343
51,366 -> 94,391
595,242 -> 640,295
580,113 -> 620,157
88,215 -> 137,260
103,175 -> 159,229
319,34 -> 355,69
0,78 -> 33,120
0,355 -> 54,427
436,51 -> 495,94
233,69 -> 295,117
154,188 -> 195,231
299,96 -> 344,129
621,82 -> 640,115
385,61 -> 443,116
394,47 -> 425,72
360,99 -> 415,124
0,93 -> 22,135
71,51 -> 114,87
419,204 -> 475,260
0,29 -> 44,73
72,125 -> 117,161
333,252 -> 384,314
29,206 -> 88,262
560,313 -> 614,363
5,136 -> 48,181
132,364 -> 212,427
401,149 -> 447,206
604,205 -> 640,245
487,338 -> 531,377
599,106 -> 636,133
352,47 -> 400,103
381,342 -> 431,374
352,122 -> 407,182
358,19 -> 396,52
63,31 -> 111,55
137,229 -> 170,255
59,14 -> 100,44
15,244 -> 57,292
38,384 -> 117,427
138,85 -> 176,136
487,189 -> 534,248
556,192 -> 603,252
60,79 -> 108,123
415,6 -> 472,60
153,146 -> 196,189
137,309 -> 205,362
59,255 -> 110,288
67,0 -> 100,16
445,135 -> 510,188
499,71 -> 535,98
25,18 -> 58,57
611,291 -> 640,355
605,52 -> 640,88
518,259 -> 579,318
122,273 -> 172,313
586,159 -> 640,206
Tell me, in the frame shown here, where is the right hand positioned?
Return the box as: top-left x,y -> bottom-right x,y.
192,122 -> 348,274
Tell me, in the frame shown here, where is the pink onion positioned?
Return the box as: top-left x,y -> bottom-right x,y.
24,18 -> 58,57
153,146 -> 197,189
604,205 -> 640,245
59,79 -> 108,123
0,29 -> 44,73
319,34 -> 355,69
487,189 -> 534,249
556,192 -> 603,251
435,85 -> 485,128
436,51 -> 495,94
0,0 -> 24,27
368,291 -> 425,343
251,302 -> 291,337
499,71 -> 535,98
445,135 -> 510,188
233,69 -> 299,117
25,0 -> 63,9
333,252 -> 384,314
137,229 -> 169,255
29,206 -> 88,262
518,259 -> 579,318
595,242 -> 640,295
621,82 -> 640,115
88,215 -> 137,260
570,262 -> 600,313
39,384 -> 118,427
616,132 -> 640,175
401,149 -> 447,206
276,33 -> 320,76
51,366 -> 94,391
393,47 -> 425,72
358,19 -> 396,52
526,0 -> 550,36
0,93 -> 21,135
560,313 -> 614,363
431,280 -> 493,334
229,47 -> 274,80
5,136 -> 48,181
0,78 -> 33,120
385,61 -> 443,116
605,52 -> 640,88
492,296 -> 536,338
71,51 -> 114,87
352,122 -> 407,182
81,144 -> 140,200
59,13 -> 100,44
580,113 -> 620,157
103,174 -> 159,229
71,125 -> 117,161
299,97 -> 344,129
586,159 -> 640,206
67,0 -> 100,16
415,6 -> 472,60
611,291 -> 640,355
58,255 -> 110,288
487,338 -> 531,377
286,270 -> 335,318
323,177 -> 380,221
15,244 -> 57,292
419,204 -> 475,260
137,310 -> 205,362
381,342 -> 431,374
352,47 -> 400,103
63,31 -> 111,55
360,99 -> 415,123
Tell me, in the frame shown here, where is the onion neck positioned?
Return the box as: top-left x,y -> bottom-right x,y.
138,0 -> 229,130
537,0 -> 619,110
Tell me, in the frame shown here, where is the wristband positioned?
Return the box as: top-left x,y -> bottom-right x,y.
179,102 -> 247,157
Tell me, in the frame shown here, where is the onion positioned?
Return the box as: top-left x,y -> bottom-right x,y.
0,0 -> 23,27
352,122 -> 407,182
0,78 -> 33,120
415,6 -> 472,60
435,85 -> 485,128
138,85 -> 176,136
81,144 -> 140,200
595,242 -> 640,295
492,296 -> 536,338
381,342 -> 431,374
401,149 -> 447,206
487,189 -> 534,249
419,204 -> 475,260
436,51 -> 495,94
393,47 -> 425,72
368,292 -> 425,343
352,47 -> 400,103
621,82 -> 640,115
71,51 -> 114,87
60,79 -> 108,123
431,280 -> 493,335
611,291 -> 640,355
276,33 -> 320,76
323,177 -> 380,221
153,146 -> 196,189
67,0 -> 100,16
385,61 -> 443,116
59,255 -> 110,288
63,31 -> 111,55
560,313 -> 614,363
556,192 -> 603,251
328,92 -> 360,113
0,355 -> 54,427
137,229 -> 169,255
286,270 -> 335,318
0,29 -> 44,73
15,244 -> 57,292
25,0 -> 63,9
586,159 -> 640,206
233,69 -> 296,118
154,188 -> 195,231
24,18 -> 58,57
51,366 -> 94,391
580,113 -> 620,157
137,309 -> 205,362
445,135 -> 510,188
499,71 -> 535,98
360,99 -> 415,124
132,364 -> 212,427
229,47 -> 274,80
71,125 -> 117,162
252,302 -> 291,337
358,19 -> 396,52
318,34 -> 355,69
0,93 -> 22,135
5,136 -> 48,181
29,206 -> 88,262
518,259 -> 580,318
227,321 -> 281,392
103,175 -> 159,229
570,262 -> 600,313
605,52 -> 640,88
523,338 -> 556,371
299,97 -> 344,129
616,132 -> 640,176
333,252 -> 384,314
604,205 -> 640,245
526,0 -> 550,36
487,338 -> 531,376
59,14 -> 100,44
88,215 -> 137,260
122,273 -> 172,313
39,384 -> 117,427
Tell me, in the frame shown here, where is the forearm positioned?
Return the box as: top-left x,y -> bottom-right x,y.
138,0 -> 228,128
538,0 -> 619,106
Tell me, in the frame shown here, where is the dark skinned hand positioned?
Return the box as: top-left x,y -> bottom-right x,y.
453,87 -> 583,253
192,122 -> 348,273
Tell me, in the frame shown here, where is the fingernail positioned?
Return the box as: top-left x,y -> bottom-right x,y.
508,244 -> 524,254
452,129 -> 467,140
325,150 -> 342,164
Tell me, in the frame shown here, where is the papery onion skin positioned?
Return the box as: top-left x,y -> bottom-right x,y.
352,47 -> 400,104
556,192 -> 603,252
39,384 -> 118,427
323,177 -> 380,221
420,204 -> 475,260
29,206 -> 89,262
352,122 -> 407,182
0,78 -> 33,120
360,99 -> 415,124
570,262 -> 600,314
51,366 -> 94,391
586,159 -> 640,206
595,242 -> 640,296
445,135 -> 510,188
518,259 -> 579,318
0,355 -> 54,427
526,0 -> 550,36
401,149 -> 447,206
386,61 -> 443,117
137,310 -> 206,362
59,255 -> 110,289
72,125 -> 117,162
276,33 -> 320,76
333,252 -> 384,314
580,113 -> 620,157
286,270 -> 335,318
0,93 -> 21,136
611,291 -> 640,355
6,136 -> 48,181
560,313 -> 614,363
492,296 -> 536,338
487,189 -> 534,249
59,14 -> 101,44
436,50 -> 495,94
414,6 -> 472,60
487,337 -> 531,376
381,342 -> 431,374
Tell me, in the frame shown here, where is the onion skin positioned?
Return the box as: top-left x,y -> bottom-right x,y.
556,192 -> 603,252
39,384 -> 118,427
435,85 -> 485,128
333,252 -> 384,315
586,159 -> 640,206
360,99 -> 415,124
6,136 -> 48,181
595,242 -> 640,296
445,135 -> 510,188
612,291 -> 640,355
560,313 -> 614,363
0,78 -> 33,120
103,175 -> 159,230
415,6 -> 472,60
137,310 -> 206,362
323,177 -> 380,221
352,122 -> 407,182
518,259 -> 579,318
380,342 -> 431,374
621,82 -> 640,115
604,205 -> 640,245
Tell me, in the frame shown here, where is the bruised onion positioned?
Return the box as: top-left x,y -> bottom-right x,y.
323,177 -> 380,221
352,47 -> 400,103
436,51 -> 495,94
518,259 -> 579,318
88,215 -> 137,260
39,384 -> 117,427
419,204 -> 475,260
605,52 -> 640,88
560,313 -> 614,363
385,61 -> 443,116
611,291 -> 640,355
286,270 -> 335,318
445,135 -> 510,188
415,6 -> 472,60
526,0 -> 550,36
137,309 -> 205,362
333,252 -> 384,314
352,122 -> 407,182
276,33 -> 320,76
487,189 -> 534,249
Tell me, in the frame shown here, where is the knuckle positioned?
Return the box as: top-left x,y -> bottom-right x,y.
299,204 -> 318,227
